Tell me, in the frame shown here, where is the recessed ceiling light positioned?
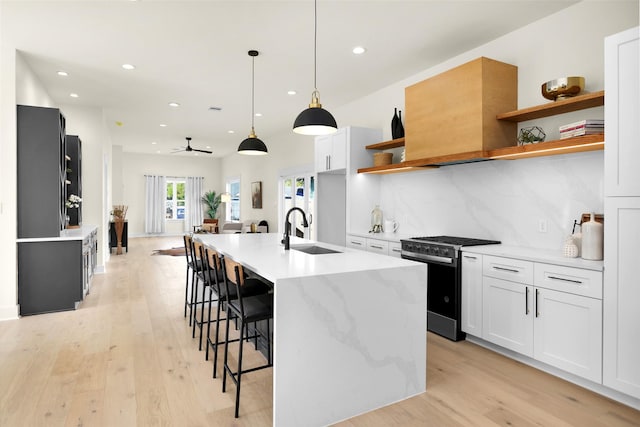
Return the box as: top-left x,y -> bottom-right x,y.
70,93 -> 79,98
57,71 -> 68,77
228,130 -> 235,134
287,90 -> 297,95
255,113 -> 262,117
206,146 -> 211,149
156,150 -> 161,154
122,64 -> 135,70
159,124 -> 167,127
168,102 -> 180,107
352,46 -> 366,55
151,141 -> 157,145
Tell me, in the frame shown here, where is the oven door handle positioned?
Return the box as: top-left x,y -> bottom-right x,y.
401,251 -> 454,264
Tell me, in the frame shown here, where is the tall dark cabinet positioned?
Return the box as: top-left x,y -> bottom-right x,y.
66,135 -> 82,227
17,105 -> 67,238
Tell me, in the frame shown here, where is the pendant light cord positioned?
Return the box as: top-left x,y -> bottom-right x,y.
313,0 -> 317,92
251,54 -> 255,131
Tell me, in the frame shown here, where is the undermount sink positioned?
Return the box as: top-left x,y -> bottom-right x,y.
292,245 -> 342,255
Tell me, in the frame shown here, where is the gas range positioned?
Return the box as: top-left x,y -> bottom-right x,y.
400,235 -> 501,341
401,235 -> 501,264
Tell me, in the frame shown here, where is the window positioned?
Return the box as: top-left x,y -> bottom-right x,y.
226,177 -> 240,221
166,179 -> 186,220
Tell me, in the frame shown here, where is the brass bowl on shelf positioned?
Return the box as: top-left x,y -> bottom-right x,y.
541,76 -> 585,101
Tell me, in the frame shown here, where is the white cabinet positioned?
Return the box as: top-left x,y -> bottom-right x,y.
346,233 -> 401,257
315,128 -> 347,172
460,252 -> 483,337
604,27 -> 640,197
477,255 -> 603,382
366,238 -> 389,255
603,26 -> 640,400
604,198 -> 640,397
483,275 -> 534,357
346,234 -> 366,250
388,242 -> 402,258
533,287 -> 602,383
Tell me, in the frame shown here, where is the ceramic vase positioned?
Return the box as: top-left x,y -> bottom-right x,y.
581,213 -> 603,260
391,108 -> 399,139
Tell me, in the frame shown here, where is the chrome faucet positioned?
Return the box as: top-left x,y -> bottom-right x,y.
282,207 -> 309,250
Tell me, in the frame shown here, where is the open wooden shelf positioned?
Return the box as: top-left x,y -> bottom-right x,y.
365,137 -> 405,150
357,162 -> 436,174
488,134 -> 604,160
496,91 -> 604,122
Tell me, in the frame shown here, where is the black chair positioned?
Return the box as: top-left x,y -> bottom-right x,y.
222,257 -> 273,418
190,239 -> 210,339
204,249 -> 271,375
183,234 -> 203,325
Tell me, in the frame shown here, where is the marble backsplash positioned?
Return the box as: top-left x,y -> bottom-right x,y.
377,150 -> 603,251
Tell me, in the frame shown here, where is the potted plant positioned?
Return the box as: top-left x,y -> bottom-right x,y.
201,190 -> 222,219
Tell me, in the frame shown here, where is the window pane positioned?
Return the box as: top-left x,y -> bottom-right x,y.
177,182 -> 185,200
166,183 -> 174,200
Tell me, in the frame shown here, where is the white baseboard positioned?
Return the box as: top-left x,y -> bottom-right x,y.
0,304 -> 19,321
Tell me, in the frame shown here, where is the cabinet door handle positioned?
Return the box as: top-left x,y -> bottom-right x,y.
525,287 -> 529,315
325,156 -> 329,170
391,247 -> 402,253
535,289 -> 540,318
463,255 -> 477,260
548,275 -> 583,284
370,245 -> 384,250
493,266 -> 520,273
350,240 -> 363,246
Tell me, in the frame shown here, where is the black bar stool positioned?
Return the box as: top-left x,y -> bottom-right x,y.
203,248 -> 271,375
221,257 -> 273,418
183,234 -> 203,325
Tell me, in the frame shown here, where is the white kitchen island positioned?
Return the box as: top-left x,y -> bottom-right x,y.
195,232 -> 427,426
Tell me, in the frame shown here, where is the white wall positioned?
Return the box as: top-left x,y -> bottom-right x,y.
120,152 -> 223,236
220,129 -> 314,234
327,1 -> 637,251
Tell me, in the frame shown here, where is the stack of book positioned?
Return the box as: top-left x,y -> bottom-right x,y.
559,119 -> 604,139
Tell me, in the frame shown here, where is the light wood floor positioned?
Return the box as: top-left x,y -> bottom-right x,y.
1,236 -> 639,427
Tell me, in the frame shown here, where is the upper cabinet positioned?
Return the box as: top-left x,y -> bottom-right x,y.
17,105 -> 67,238
65,135 -> 82,227
404,57 -> 518,160
315,128 -> 347,173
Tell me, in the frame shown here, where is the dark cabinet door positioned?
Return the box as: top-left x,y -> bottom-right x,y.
18,241 -> 82,315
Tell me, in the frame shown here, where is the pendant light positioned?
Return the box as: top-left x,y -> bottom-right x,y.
238,50 -> 268,155
293,0 -> 337,135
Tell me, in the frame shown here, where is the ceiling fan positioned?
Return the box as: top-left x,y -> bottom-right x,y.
172,137 -> 212,154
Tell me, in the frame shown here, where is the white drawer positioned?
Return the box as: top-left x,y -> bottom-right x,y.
388,242 -> 402,258
367,238 -> 389,254
534,263 -> 603,299
346,235 -> 366,251
483,255 -> 534,285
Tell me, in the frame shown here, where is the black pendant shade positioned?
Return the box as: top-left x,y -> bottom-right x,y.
293,91 -> 337,135
238,50 -> 268,155
293,0 -> 337,136
238,133 -> 268,155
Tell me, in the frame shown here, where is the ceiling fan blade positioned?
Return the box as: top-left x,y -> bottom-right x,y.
193,148 -> 213,154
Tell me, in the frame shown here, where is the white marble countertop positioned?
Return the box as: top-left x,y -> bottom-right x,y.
195,233 -> 422,281
17,225 -> 97,243
347,230 -> 413,242
461,244 -> 604,271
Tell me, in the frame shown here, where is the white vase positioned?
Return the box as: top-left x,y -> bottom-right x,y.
581,213 -> 603,260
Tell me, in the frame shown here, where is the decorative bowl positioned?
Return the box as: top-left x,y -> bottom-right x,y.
541,76 -> 585,101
